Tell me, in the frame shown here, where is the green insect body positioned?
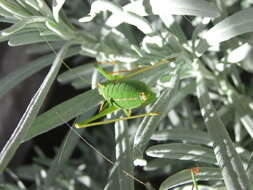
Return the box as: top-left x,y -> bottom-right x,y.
74,64 -> 161,128
98,80 -> 156,109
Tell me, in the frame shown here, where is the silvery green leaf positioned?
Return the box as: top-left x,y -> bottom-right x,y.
247,152 -> 253,181
0,0 -> 30,18
227,43 -> 252,63
160,167 -> 222,190
151,128 -> 212,146
204,8 -> 253,45
159,14 -> 187,44
1,16 -> 46,36
99,29 -> 137,57
78,175 -> 102,190
16,165 -> 42,181
150,0 -> 219,17
197,76 -> 250,190
16,0 -> 27,8
133,82 -> 179,165
0,44 -> 69,173
35,0 -> 52,17
25,41 -> 64,54
70,78 -> 91,89
23,89 -> 103,142
141,34 -> 177,56
122,0 -> 149,16
231,93 -> 253,138
79,0 -> 153,34
43,111 -> 95,187
192,22 -> 208,54
144,159 -> 179,172
0,54 -> 53,98
0,5 -> 14,17
8,31 -> 61,46
133,73 -> 195,165
46,20 -> 73,40
79,0 -> 121,22
241,48 -> 253,73
146,143 -> 217,165
0,46 -> 79,99
123,0 -> 219,17
57,63 -> 94,84
1,20 -> 26,35
104,120 -> 134,190
24,0 -> 39,11
194,38 -> 210,56
106,11 -> 153,34
52,0 -> 66,22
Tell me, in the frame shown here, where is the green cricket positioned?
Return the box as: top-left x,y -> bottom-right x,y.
74,58 -> 176,128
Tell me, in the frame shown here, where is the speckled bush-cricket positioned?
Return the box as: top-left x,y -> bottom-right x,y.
74,58 -> 176,128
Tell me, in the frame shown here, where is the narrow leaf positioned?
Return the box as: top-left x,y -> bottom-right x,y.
43,111 -> 95,187
115,120 -> 134,190
150,0 -> 219,17
227,43 -> 252,63
197,75 -> 250,190
71,78 -> 91,89
24,0 -> 40,11
1,20 -> 26,36
0,44 -> 69,173
160,167 -> 223,190
1,16 -> 47,36
159,14 -> 188,44
79,0 -> 153,34
231,93 -> 253,138
146,143 -> 217,165
247,152 -> 253,181
0,46 -> 79,99
8,31 -> 61,46
204,8 -> 253,45
133,80 -> 195,164
104,120 -> 134,190
0,54 -> 53,99
57,63 -> 94,84
45,20 -> 73,40
0,0 -> 30,18
151,128 -> 212,146
23,89 -> 103,142
35,0 -> 52,17
52,0 -> 66,22
122,0 -> 219,18
133,73 -> 180,165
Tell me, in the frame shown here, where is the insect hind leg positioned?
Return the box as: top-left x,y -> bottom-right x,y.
75,112 -> 159,128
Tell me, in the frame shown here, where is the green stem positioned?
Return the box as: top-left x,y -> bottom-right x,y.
191,170 -> 199,190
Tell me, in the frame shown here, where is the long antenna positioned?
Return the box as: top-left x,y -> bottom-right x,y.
55,111 -> 145,185
36,22 -> 146,186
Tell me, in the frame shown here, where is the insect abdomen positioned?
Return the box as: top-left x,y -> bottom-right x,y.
101,80 -> 154,109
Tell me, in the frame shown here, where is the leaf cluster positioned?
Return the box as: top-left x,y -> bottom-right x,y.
0,0 -> 253,190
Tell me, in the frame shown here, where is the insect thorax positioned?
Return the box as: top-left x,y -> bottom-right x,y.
98,80 -> 155,109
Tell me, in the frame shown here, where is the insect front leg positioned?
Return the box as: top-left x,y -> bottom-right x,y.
99,101 -> 110,112
123,109 -> 131,117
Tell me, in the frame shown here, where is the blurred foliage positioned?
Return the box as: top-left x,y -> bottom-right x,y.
0,0 -> 253,190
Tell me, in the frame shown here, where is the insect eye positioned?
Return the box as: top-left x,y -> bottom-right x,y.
140,92 -> 148,102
